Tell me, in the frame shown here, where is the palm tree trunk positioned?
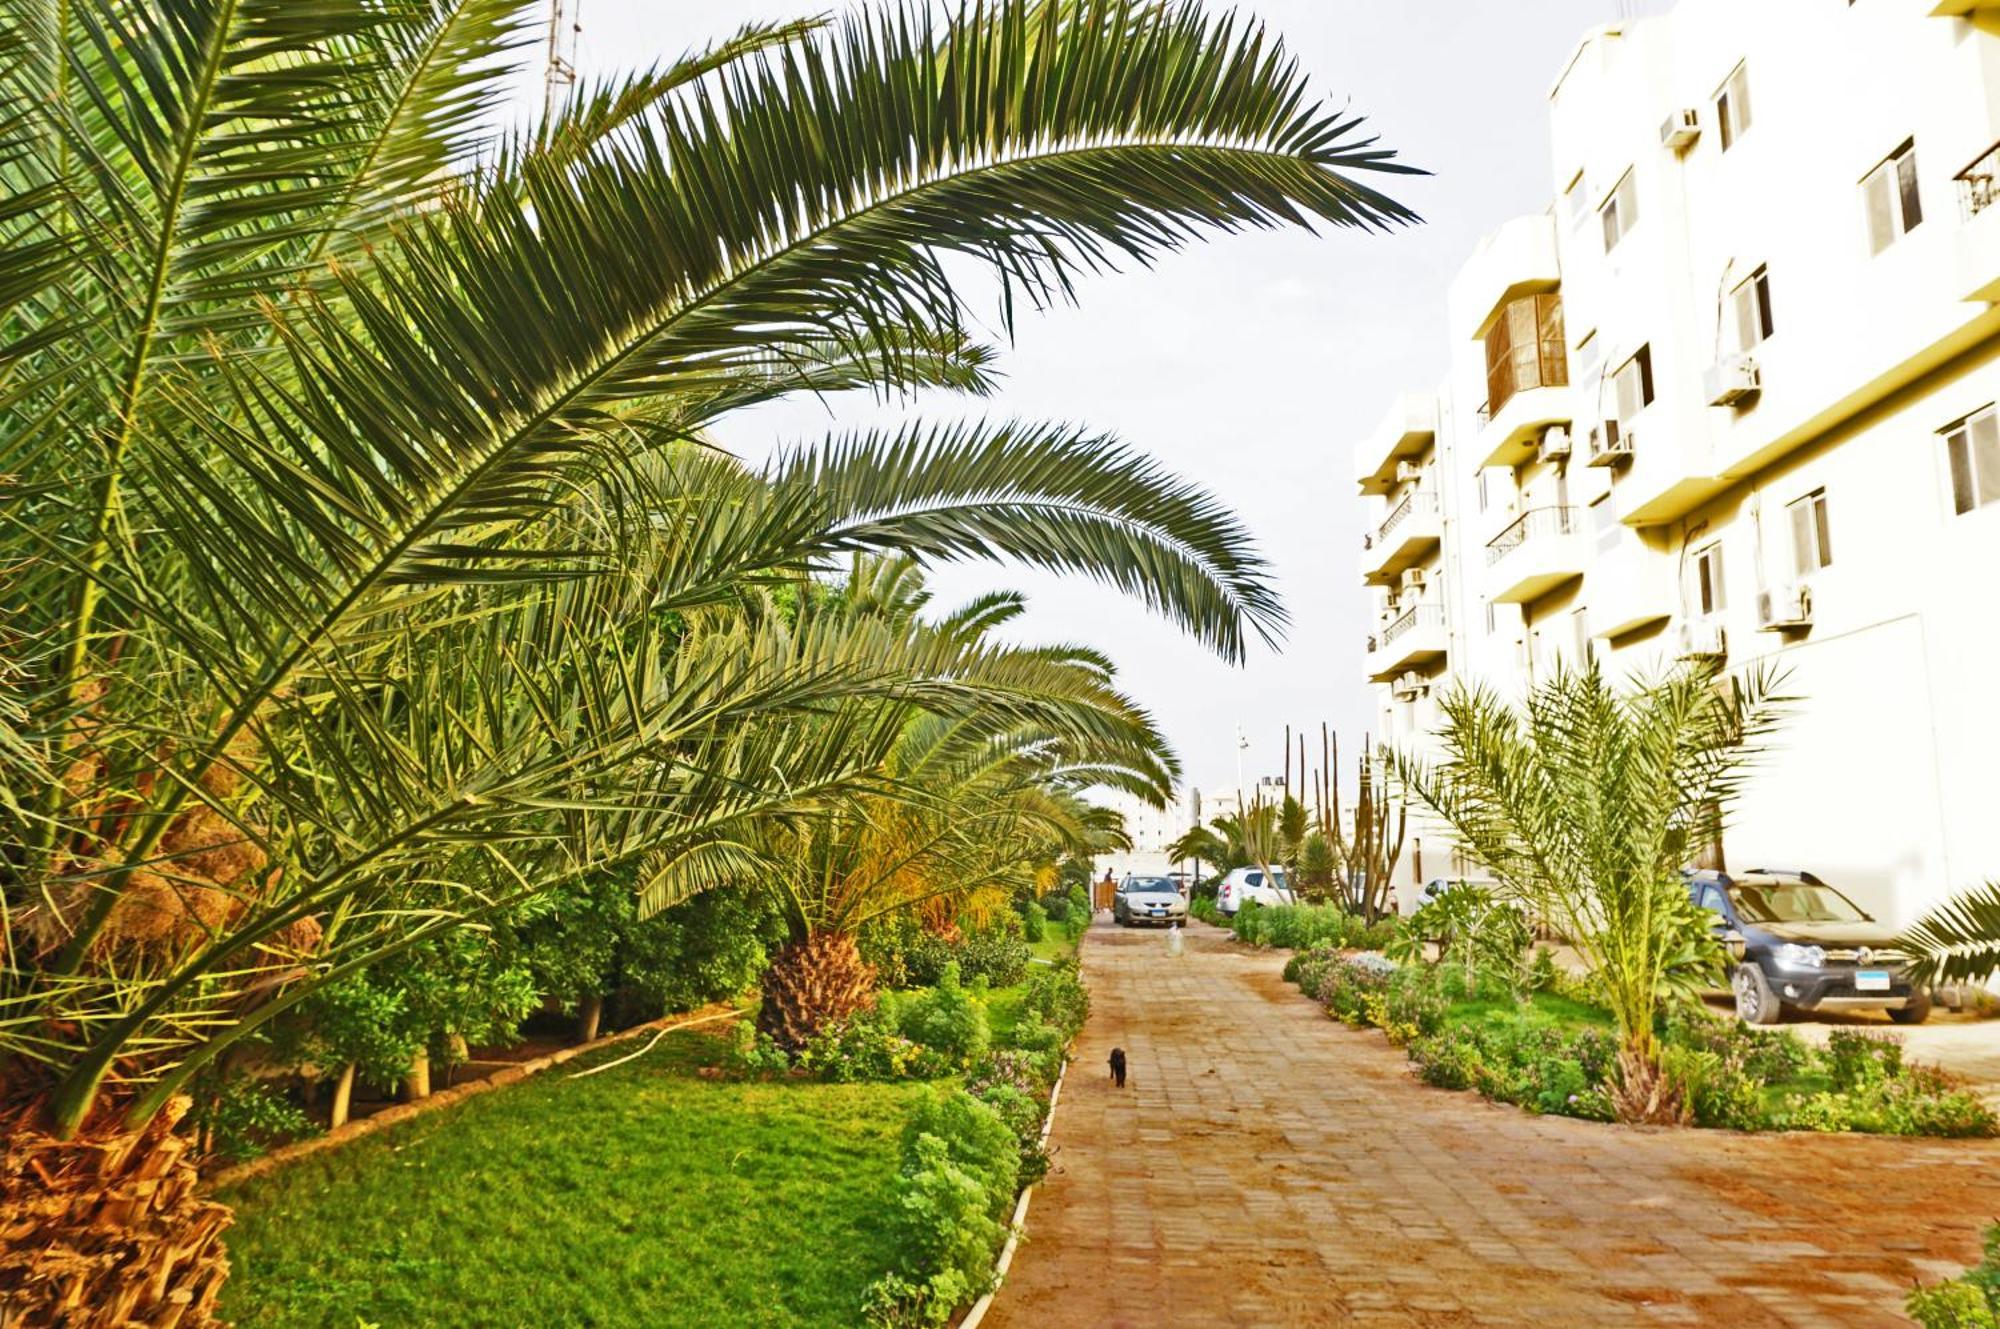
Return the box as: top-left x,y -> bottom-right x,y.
1608,1042 -> 1689,1126
403,1051 -> 430,1101
328,1062 -> 356,1130
756,932 -> 877,1053
0,1095 -> 233,1327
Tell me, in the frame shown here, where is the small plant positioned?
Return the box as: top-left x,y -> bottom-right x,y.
1019,901 -> 1048,944
191,1078 -> 317,1163
1908,1225 -> 2000,1329
1826,1028 -> 1904,1091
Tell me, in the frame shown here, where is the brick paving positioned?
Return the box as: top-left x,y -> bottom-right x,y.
985,920 -> 2000,1328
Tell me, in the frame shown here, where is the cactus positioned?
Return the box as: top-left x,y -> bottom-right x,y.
1320,725 -> 1408,925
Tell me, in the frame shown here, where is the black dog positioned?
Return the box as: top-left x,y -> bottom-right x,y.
1108,1047 -> 1127,1088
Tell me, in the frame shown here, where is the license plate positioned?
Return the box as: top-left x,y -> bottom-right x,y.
1855,970 -> 1891,992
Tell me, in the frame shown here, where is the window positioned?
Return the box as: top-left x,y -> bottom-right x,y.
1944,406 -> 2000,515
1611,345 -> 1655,425
1590,495 -> 1619,552
1571,609 -> 1592,665
1600,171 -> 1638,252
1477,469 -> 1489,513
1698,885 -> 1728,917
1483,598 -> 1496,636
1862,141 -> 1923,254
1787,489 -> 1833,573
1731,266 -> 1774,350
1714,64 -> 1752,151
1574,329 -> 1600,384
1563,171 -> 1589,228
1691,541 -> 1726,616
1483,293 -> 1568,416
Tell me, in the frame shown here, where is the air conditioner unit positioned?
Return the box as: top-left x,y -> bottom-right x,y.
1586,419 -> 1633,467
1660,108 -> 1701,151
1757,582 -> 1814,631
1394,461 -> 1423,485
1392,672 -> 1425,701
1677,621 -> 1728,660
1705,354 -> 1762,408
1539,424 -> 1572,462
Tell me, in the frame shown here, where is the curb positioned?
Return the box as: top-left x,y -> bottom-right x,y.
958,1050 -> 1069,1329
205,1004 -> 738,1191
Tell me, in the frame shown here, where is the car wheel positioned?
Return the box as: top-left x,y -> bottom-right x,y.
1733,963 -> 1781,1025
1889,989 -> 1934,1025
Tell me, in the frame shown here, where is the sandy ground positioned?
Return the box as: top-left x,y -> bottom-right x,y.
983,919 -> 2000,1328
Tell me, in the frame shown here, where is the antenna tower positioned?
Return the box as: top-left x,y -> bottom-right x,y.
545,0 -> 580,122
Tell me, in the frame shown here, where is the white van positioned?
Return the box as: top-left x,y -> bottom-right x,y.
1216,866 -> 1294,916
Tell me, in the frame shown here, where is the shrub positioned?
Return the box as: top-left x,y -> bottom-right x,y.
1661,1044 -> 1766,1131
958,918 -> 1031,988
1826,1028 -> 1903,1092
1019,957 -> 1089,1041
797,1007 -> 936,1083
1316,952 -> 1397,1025
1383,966 -> 1449,1040
974,1081 -> 1050,1185
1909,1226 -> 2000,1328
1038,893 -> 1070,925
1189,896 -> 1224,927
616,888 -> 779,1018
1907,1280 -> 1997,1329
864,1090 -> 1022,1325
1230,901 -> 1376,951
899,963 -> 990,1069
191,1077 -> 316,1163
1019,902 -> 1048,944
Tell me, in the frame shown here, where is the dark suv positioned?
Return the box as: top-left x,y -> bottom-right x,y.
1687,869 -> 1930,1026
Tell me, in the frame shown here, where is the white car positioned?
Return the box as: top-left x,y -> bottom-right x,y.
1216,866 -> 1293,916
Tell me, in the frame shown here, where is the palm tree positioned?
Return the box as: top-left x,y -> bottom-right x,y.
1167,825 -> 1228,880
1,1 -> 1413,1317
1900,883 -> 2000,988
643,557 -> 1174,1049
1393,662 -> 1786,1124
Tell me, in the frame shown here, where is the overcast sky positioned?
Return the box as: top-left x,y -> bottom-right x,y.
546,1 -> 1668,796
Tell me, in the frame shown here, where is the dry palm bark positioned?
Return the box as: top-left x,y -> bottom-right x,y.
756,932 -> 878,1051
0,1096 -> 230,1328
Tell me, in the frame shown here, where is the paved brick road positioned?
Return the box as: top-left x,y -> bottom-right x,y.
986,920 -> 2000,1328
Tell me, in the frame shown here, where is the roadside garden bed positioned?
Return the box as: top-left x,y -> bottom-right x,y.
219,913 -> 1091,1327
1284,943 -> 1996,1137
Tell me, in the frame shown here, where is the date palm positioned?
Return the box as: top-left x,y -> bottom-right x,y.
0,0 -> 1412,1319
1393,662 -> 1786,1124
1900,883 -> 2000,989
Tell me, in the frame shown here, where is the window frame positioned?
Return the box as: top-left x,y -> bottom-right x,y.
1610,344 -> 1656,429
1600,170 -> 1639,252
1787,489 -> 1833,575
1730,266 -> 1775,351
1943,405 -> 2000,516
1714,63 -> 1752,152
1862,140 -> 1923,255
1691,541 -> 1726,617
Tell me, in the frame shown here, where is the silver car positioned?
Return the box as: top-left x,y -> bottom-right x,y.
1112,875 -> 1188,927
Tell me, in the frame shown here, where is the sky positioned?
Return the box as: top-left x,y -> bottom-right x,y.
539,0 -> 1670,796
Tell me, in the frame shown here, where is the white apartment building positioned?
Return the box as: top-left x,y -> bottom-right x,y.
1354,0 -> 2000,926
1092,786 -> 1204,879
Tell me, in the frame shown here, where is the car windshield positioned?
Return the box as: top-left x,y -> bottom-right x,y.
1125,879 -> 1176,896
1729,879 -> 1870,925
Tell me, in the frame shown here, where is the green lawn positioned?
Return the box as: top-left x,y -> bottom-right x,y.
1444,989 -> 1615,1033
217,1030 -> 928,1328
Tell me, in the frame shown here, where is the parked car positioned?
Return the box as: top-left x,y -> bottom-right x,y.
1215,865 -> 1293,917
1686,868 -> 1934,1025
1113,875 -> 1188,927
1407,875 -> 1500,917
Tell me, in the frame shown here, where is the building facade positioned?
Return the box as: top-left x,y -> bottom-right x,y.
1355,0 -> 2000,926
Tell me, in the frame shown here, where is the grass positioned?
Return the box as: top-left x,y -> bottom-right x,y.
1444,990 -> 1615,1033
217,1029 -> 929,1328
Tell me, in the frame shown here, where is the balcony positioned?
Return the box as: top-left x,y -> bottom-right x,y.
1477,384 -> 1574,469
1448,214 -> 1561,344
1360,490 -> 1441,585
1354,393 -> 1439,494
1366,603 -> 1447,681
1587,542 -> 1676,639
1956,140 -> 2000,303
1486,505 -> 1588,604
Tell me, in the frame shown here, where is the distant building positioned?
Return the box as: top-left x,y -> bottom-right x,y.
1352,0 -> 2000,925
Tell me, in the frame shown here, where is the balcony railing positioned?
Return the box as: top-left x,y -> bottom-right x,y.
1381,602 -> 1443,646
1375,489 -> 1435,543
1959,140 -> 2000,221
1486,505 -> 1577,566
